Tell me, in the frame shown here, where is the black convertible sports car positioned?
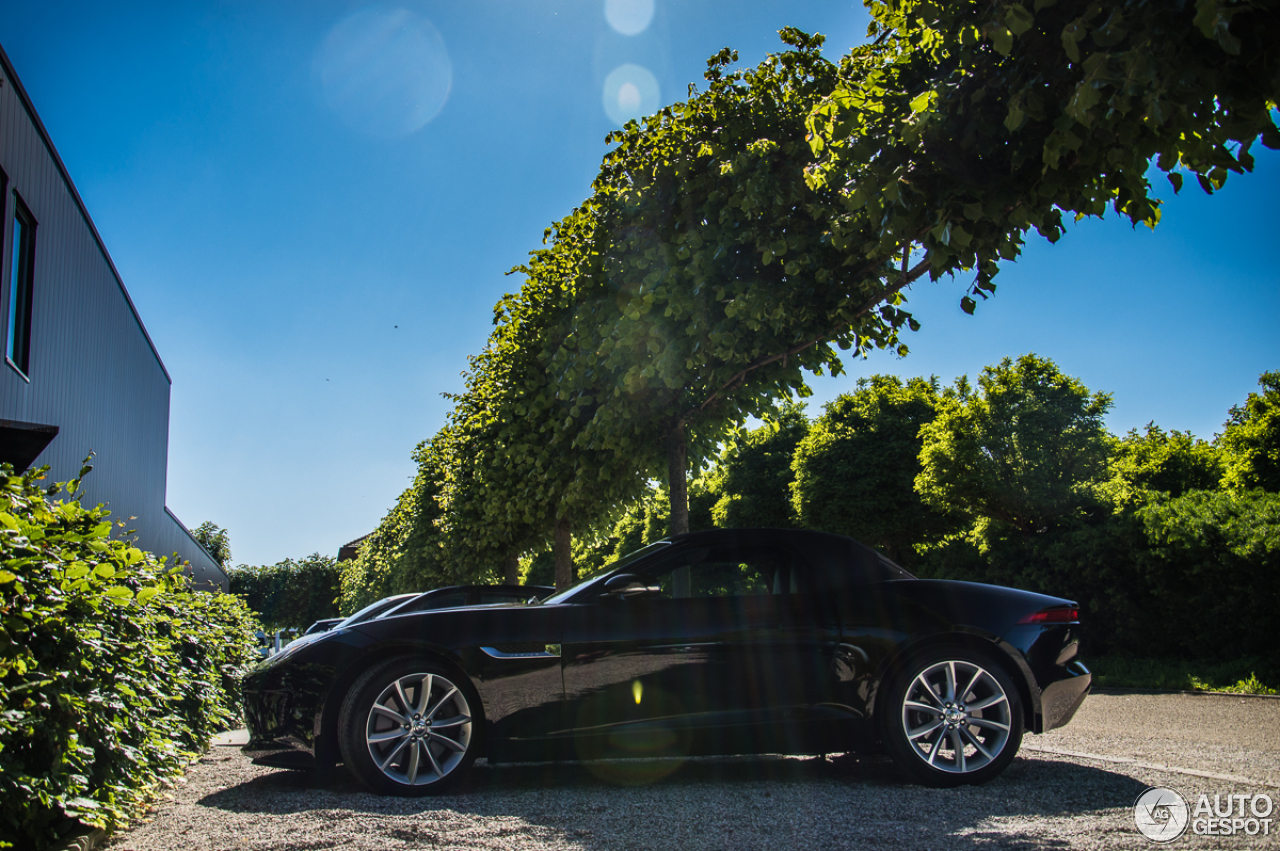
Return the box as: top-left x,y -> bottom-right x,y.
242,528 -> 1090,793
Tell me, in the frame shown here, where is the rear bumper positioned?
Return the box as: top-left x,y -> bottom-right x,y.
1001,622 -> 1091,733
1039,660 -> 1091,732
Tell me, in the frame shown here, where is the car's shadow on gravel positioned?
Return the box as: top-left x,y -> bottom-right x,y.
198,752 -> 1144,850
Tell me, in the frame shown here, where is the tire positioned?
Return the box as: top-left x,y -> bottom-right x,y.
338,657 -> 479,796
880,647 -> 1024,787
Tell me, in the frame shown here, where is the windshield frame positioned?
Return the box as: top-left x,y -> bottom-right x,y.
538,540 -> 673,605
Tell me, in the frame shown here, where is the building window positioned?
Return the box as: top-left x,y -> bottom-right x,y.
6,195 -> 36,377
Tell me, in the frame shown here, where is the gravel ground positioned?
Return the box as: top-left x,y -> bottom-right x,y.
106,692 -> 1280,851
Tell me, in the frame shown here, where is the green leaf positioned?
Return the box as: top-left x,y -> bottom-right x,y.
0,569 -> 17,584
1167,172 -> 1183,194
1262,124 -> 1280,151
990,26 -> 1014,56
1004,101 -> 1025,132
1005,5 -> 1035,37
104,586 -> 133,600
1061,23 -> 1083,62
960,296 -> 977,315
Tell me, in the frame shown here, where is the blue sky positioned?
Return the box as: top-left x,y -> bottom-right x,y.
3,1 -> 1276,566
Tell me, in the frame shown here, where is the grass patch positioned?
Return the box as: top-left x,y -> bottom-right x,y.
1089,655 -> 1278,694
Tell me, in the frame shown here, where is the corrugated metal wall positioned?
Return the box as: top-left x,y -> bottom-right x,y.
0,46 -> 227,591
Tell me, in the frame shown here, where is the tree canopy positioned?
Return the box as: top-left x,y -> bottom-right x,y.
791,375 -> 959,564
1218,371 -> 1280,492
915,354 -> 1113,535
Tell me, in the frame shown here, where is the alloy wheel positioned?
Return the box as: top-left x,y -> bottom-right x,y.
364,672 -> 473,786
899,659 -> 1013,775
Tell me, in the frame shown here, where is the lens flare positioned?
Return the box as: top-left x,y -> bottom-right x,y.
605,0 -> 655,36
315,7 -> 452,139
603,64 -> 659,126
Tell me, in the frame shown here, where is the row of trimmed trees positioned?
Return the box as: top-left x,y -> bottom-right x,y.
342,1 -> 1278,610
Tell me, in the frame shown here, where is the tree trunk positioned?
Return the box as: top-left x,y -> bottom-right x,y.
502,551 -> 520,585
553,518 -> 574,591
666,419 -> 691,598
667,418 -> 689,536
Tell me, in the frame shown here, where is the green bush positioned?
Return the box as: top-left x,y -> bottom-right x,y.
1133,488 -> 1280,660
0,465 -> 260,851
228,554 -> 341,631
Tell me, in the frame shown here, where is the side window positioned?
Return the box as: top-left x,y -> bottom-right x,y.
6,194 -> 37,377
413,591 -> 467,611
638,545 -> 804,599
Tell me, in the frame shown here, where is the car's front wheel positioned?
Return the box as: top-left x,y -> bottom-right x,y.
338,658 -> 478,795
881,647 -> 1023,787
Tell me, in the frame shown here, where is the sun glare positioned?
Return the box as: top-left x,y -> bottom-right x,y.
603,64 -> 659,126
314,7 -> 452,139
605,0 -> 655,36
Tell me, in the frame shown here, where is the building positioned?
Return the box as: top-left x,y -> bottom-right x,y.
0,43 -> 226,591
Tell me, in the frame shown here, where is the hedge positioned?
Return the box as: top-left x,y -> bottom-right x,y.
0,465 -> 261,851
227,554 -> 341,631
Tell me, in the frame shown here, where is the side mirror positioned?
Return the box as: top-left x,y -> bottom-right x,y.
600,573 -> 659,599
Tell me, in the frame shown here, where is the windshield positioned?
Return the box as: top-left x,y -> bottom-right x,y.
337,593 -> 420,627
539,540 -> 672,605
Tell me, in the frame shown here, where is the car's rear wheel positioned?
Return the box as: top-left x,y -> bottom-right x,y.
338,657 -> 478,796
881,647 -> 1023,787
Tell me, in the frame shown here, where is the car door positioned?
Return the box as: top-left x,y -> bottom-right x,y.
560,536 -> 835,760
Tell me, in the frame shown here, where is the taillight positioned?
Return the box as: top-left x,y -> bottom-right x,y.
1018,607 -> 1079,625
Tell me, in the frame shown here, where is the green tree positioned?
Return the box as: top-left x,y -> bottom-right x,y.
192,521 -> 231,569
792,375 -> 958,564
1218,371 -> 1280,492
709,404 -> 809,529
1105,423 -> 1222,507
916,355 -> 1112,536
521,30 -> 929,539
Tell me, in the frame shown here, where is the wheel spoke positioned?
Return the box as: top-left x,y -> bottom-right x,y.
377,737 -> 410,772
961,726 -> 995,762
959,667 -> 984,702
372,703 -> 408,725
426,686 -> 459,721
904,700 -> 941,715
430,712 -> 472,730
944,661 -> 957,703
415,674 -> 433,716
913,674 -> 943,706
926,726 -> 946,765
431,730 -> 468,753
907,718 -> 945,741
967,693 -> 1007,712
394,680 -> 414,716
968,715 -> 1011,732
405,738 -> 421,783
369,728 -> 409,744
949,730 -> 966,772
423,740 -> 444,777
